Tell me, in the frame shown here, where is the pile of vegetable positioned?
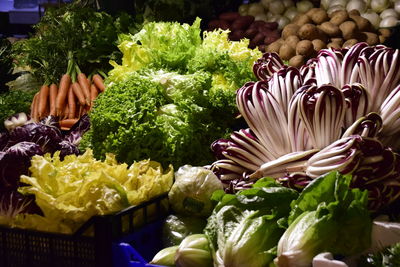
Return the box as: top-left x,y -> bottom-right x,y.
237,0 -> 315,30
321,0 -> 400,29
211,43 -> 400,212
268,8 -> 384,67
81,18 -> 262,169
207,12 -> 280,52
30,56 -> 105,130
152,171 -> 377,267
13,4 -> 139,84
0,114 -> 90,222
1,149 -> 172,233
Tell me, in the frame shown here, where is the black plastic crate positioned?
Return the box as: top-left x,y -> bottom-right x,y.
0,193 -> 169,267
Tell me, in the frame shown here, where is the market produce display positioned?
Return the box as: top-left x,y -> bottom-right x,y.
2,1 -> 400,267
7,149 -> 173,233
81,18 -> 261,168
321,0 -> 400,29
210,44 -> 400,210
12,4 -> 139,84
207,12 -> 281,52
30,56 -> 106,130
237,0 -> 315,29
268,8 -> 384,66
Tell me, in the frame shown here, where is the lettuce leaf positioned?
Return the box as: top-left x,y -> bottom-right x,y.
13,149 -> 173,233
276,171 -> 372,266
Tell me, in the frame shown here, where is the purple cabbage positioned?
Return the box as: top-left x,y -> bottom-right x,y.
0,113 -> 90,217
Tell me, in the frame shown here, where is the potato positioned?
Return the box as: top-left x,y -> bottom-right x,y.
312,39 -> 326,52
267,41 -> 282,53
317,28 -> 329,43
379,28 -> 392,38
319,22 -> 341,37
286,35 -> 300,49
282,24 -> 300,39
339,21 -> 358,40
348,9 -> 360,16
293,14 -> 312,26
279,44 -> 296,61
329,10 -> 349,26
350,15 -> 372,32
327,42 -> 342,49
299,24 -> 320,40
289,55 -> 305,68
296,40 -> 314,57
311,9 -> 329,25
306,8 -> 320,17
330,37 -> 344,46
363,32 -> 379,45
342,39 -> 358,48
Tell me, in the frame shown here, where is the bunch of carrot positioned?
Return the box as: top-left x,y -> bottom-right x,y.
30,58 -> 105,130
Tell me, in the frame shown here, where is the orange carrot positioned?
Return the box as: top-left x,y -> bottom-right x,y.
56,74 -> 71,116
49,83 -> 58,116
92,74 -> 105,92
72,82 -> 86,106
32,92 -> 40,122
59,118 -> 78,130
68,85 -> 76,119
63,102 -> 69,120
90,83 -> 99,107
38,84 -> 50,118
77,72 -> 90,105
30,93 -> 38,119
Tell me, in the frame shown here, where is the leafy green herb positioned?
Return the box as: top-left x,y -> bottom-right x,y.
13,5 -> 139,84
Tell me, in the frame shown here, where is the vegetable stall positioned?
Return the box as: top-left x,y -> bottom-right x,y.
1,0 -> 400,266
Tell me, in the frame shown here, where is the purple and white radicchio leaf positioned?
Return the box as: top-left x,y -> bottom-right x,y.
379,84 -> 400,139
315,49 -> 345,88
306,135 -> 363,178
276,172 -> 313,191
342,83 -> 370,128
63,114 -> 91,145
209,159 -> 249,189
0,142 -> 43,190
288,87 -> 313,152
237,81 -> 292,159
340,42 -> 369,86
268,66 -> 302,115
342,113 -> 383,139
298,84 -> 346,149
253,52 -> 286,81
8,123 -> 62,154
359,47 -> 400,112
249,149 -> 319,180
0,191 -> 42,219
